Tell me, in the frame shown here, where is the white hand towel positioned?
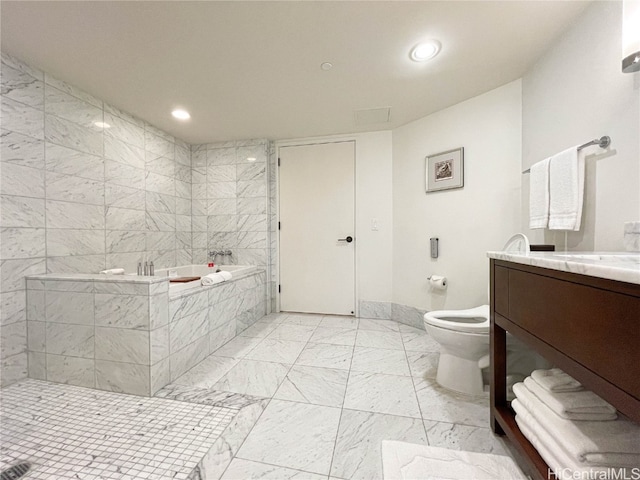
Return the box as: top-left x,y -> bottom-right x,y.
201,273 -> 225,286
549,146 -> 584,231
513,382 -> 640,467
513,402 -> 621,477
217,270 -> 232,281
100,268 -> 125,275
529,158 -> 551,229
524,376 -> 617,421
531,367 -> 583,392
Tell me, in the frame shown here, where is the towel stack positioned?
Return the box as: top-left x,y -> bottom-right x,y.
201,270 -> 233,286
529,146 -> 585,231
512,368 -> 640,477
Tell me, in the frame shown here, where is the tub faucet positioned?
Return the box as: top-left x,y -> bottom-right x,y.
209,250 -> 220,263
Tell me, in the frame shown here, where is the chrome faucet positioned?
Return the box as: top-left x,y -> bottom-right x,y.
208,250 -> 220,263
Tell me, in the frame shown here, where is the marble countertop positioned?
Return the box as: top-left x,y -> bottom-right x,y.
487,251 -> 640,285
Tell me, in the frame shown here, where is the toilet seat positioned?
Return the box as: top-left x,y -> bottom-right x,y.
423,305 -> 490,334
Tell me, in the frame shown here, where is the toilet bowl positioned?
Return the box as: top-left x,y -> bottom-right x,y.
424,305 -> 490,395
423,233 -> 532,396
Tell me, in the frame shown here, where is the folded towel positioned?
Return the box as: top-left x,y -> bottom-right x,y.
529,158 -> 550,229
531,368 -> 583,392
524,376 -> 617,421
513,382 -> 640,467
217,270 -> 232,281
513,402 -> 619,478
549,146 -> 584,231
201,273 -> 225,286
100,268 -> 125,275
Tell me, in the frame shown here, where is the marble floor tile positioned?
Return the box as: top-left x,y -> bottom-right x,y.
319,316 -> 358,329
190,401 -> 267,479
406,351 -> 439,378
172,355 -> 240,388
244,338 -> 306,364
238,320 -> 279,338
331,409 -> 427,480
267,324 -> 316,342
295,343 -> 353,370
259,313 -> 289,324
309,327 -> 357,346
355,329 -> 404,350
351,347 -> 411,376
414,377 -> 489,427
281,313 -> 324,326
221,458 -> 326,480
358,318 -> 400,332
213,335 -> 264,358
236,399 -> 341,475
273,365 -> 349,407
400,328 -> 441,352
344,371 -> 421,418
423,420 -> 508,455
213,359 -> 289,397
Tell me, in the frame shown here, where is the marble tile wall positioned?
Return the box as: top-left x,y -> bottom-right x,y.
190,140 -> 272,305
0,53 -> 192,386
168,270 -> 267,383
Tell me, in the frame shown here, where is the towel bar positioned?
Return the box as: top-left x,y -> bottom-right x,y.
522,136 -> 611,174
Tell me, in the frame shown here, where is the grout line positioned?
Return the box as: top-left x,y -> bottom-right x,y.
327,314 -> 358,478
400,325 -> 431,445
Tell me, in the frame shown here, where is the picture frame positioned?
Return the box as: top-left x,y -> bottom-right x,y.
425,147 -> 464,193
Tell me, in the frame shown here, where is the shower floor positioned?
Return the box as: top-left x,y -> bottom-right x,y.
0,380 -> 236,479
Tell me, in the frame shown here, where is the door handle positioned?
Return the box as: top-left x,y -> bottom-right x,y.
338,236 -> 354,243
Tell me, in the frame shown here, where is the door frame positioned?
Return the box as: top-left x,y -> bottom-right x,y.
275,135 -> 359,316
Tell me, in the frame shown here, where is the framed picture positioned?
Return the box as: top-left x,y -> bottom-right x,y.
425,147 -> 464,193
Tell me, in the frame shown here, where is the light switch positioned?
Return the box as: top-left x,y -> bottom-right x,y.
371,218 -> 379,231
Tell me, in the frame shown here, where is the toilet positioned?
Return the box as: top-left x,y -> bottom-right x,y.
423,234 -> 530,396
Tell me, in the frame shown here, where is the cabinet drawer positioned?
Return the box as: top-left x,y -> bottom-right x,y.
507,269 -> 640,400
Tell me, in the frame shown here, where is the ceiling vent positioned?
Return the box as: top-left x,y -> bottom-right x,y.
354,107 -> 391,126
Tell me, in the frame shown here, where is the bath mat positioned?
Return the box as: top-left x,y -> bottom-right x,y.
381,441 -> 527,480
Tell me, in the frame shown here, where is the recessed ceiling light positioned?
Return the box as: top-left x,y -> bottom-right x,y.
94,121 -> 110,129
410,40 -> 441,62
172,109 -> 191,120
320,62 -> 333,71
247,157 -> 257,162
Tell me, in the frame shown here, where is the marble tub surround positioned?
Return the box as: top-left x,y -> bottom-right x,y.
25,274 -> 169,396
0,379 -> 236,480
156,312 -> 511,480
487,251 -> 640,284
25,268 -> 266,395
0,52 -> 192,387
167,269 -> 267,383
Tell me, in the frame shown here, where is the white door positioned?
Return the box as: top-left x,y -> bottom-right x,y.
279,141 -> 355,315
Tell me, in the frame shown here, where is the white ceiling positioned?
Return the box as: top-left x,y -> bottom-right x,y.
1,1 -> 591,145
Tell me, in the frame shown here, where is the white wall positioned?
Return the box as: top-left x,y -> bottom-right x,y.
275,131 -> 394,310
522,1 -> 640,251
392,80 -> 522,311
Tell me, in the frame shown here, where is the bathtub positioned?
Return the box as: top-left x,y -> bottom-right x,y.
155,264 -> 259,295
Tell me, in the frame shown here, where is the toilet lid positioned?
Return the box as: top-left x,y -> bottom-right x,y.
423,305 -> 490,334
503,233 -> 530,253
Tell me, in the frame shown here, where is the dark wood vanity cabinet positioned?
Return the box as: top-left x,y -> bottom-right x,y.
490,259 -> 640,480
